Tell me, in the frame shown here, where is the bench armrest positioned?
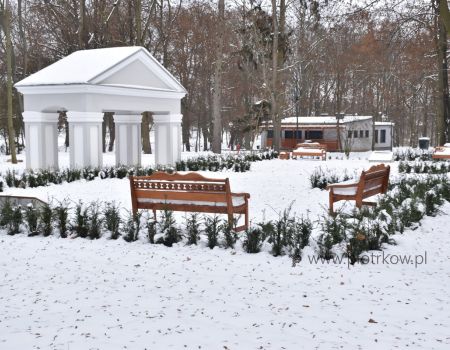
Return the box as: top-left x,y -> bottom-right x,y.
231,192 -> 250,199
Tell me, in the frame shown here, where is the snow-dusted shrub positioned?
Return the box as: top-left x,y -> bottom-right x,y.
222,221 -> 237,249
123,211 -> 142,243
176,151 -> 277,174
398,161 -> 450,174
71,202 -> 89,238
40,202 -> 53,237
310,167 -> 353,190
320,212 -> 348,245
66,169 -> 82,183
88,203 -> 103,240
289,216 -> 313,265
9,205 -> 23,235
155,209 -> 180,247
25,204 -> 40,236
103,202 -> 121,240
146,215 -> 157,244
0,199 -> 14,227
54,200 -> 69,238
397,198 -> 424,231
270,212 -> 292,257
243,227 -> 263,254
115,166 -> 129,179
346,211 -> 392,264
267,205 -> 298,257
317,233 -> 334,260
205,215 -> 221,249
185,213 -> 201,245
394,148 -> 433,161
425,189 -> 441,216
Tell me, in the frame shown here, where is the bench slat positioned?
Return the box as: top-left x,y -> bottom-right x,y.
134,189 -> 228,203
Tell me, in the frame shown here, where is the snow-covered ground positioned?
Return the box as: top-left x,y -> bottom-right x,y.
1,151 -> 449,349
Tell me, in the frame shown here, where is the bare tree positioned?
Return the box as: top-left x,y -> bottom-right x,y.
1,0 -> 17,163
212,0 -> 225,153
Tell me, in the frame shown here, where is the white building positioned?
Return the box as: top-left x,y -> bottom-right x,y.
15,46 -> 187,170
261,115 -> 394,151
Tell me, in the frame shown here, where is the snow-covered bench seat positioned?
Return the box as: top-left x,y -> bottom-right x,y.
326,164 -> 390,214
130,172 -> 250,232
432,144 -> 450,160
292,142 -> 327,161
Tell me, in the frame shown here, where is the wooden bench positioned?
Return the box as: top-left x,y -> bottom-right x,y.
130,172 -> 250,231
432,145 -> 450,160
292,142 -> 327,161
326,164 -> 390,214
279,151 -> 290,160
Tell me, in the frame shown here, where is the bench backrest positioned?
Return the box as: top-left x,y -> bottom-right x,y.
130,172 -> 232,209
357,164 -> 390,199
295,142 -> 327,151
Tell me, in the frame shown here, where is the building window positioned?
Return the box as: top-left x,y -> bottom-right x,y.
381,129 -> 386,143
375,130 -> 379,143
353,130 -> 358,138
268,130 -> 274,138
284,130 -> 302,139
284,130 -> 293,139
305,130 -> 323,139
359,130 -> 364,138
365,130 -> 369,138
348,130 -> 352,139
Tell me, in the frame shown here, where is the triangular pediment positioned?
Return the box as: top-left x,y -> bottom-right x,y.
96,58 -> 173,90
90,49 -> 186,93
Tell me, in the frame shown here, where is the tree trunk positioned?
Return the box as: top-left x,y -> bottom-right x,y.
79,0 -> 86,48
108,114 -> 115,152
182,114 -> 191,152
271,0 -> 281,152
212,0 -> 225,154
202,124 -> 209,151
65,119 -> 69,148
436,3 -> 450,145
102,114 -> 107,153
142,112 -> 152,154
135,0 -> 142,45
18,0 -> 27,76
4,0 -> 17,163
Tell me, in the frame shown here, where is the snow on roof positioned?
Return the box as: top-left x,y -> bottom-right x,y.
281,115 -> 372,125
375,121 -> 395,126
16,47 -> 144,86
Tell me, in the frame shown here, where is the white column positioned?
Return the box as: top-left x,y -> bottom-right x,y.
23,111 -> 58,170
261,130 -> 267,149
153,114 -> 182,166
67,111 -> 103,169
114,114 -> 142,166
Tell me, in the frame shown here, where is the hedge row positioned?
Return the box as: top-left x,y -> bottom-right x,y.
398,161 -> 450,174
0,151 -> 278,192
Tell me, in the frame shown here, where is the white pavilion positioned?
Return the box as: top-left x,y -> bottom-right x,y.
14,46 -> 187,170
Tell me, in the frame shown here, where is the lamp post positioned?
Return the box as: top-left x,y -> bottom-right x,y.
335,113 -> 345,152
